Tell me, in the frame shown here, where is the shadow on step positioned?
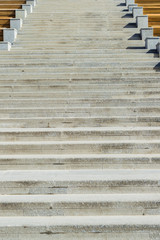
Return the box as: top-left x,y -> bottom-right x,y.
126,46 -> 145,49
117,3 -> 126,6
128,33 -> 141,40
122,14 -> 133,19
124,23 -> 137,28
153,62 -> 160,71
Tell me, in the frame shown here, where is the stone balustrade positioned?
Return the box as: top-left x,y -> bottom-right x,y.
126,0 -> 160,55
0,0 -> 36,51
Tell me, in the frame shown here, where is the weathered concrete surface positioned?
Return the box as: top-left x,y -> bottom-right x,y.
10,19 -> 23,31
140,28 -> 153,40
15,9 -> 27,20
3,29 -> 17,43
0,0 -> 160,238
0,42 -> 11,51
145,37 -> 160,50
133,7 -> 143,18
136,15 -> 148,29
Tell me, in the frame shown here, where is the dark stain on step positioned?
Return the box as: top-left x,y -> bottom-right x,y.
41,231 -> 54,235
41,231 -> 63,235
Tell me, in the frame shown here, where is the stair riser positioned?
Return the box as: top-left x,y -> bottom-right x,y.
0,63 -> 158,68
1,93 -> 160,99
0,108 -> 160,118
0,55 -> 156,60
0,78 -> 159,83
0,163 -> 160,170
0,60 -> 158,64
0,143 -> 160,154
0,202 -> 159,216
0,225 -> 159,239
1,86 -> 160,91
0,100 -> 160,108
0,72 -> 159,78
0,69 -> 158,75
1,130 -> 160,141
0,155 -> 160,169
0,182 -> 159,194
0,232 -> 158,240
0,117 -> 160,128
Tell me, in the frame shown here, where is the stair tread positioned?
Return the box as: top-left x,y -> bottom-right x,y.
0,193 -> 159,202
0,169 -> 159,181
0,215 -> 159,226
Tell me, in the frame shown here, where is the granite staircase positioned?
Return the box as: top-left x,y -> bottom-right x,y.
0,0 -> 160,239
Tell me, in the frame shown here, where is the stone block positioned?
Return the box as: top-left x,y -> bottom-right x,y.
128,4 -> 137,12
3,29 -> 17,44
145,37 -> 159,50
140,28 -> 153,40
126,0 -> 134,7
0,42 -> 11,51
133,7 -> 143,18
26,0 -> 36,7
15,9 -> 27,20
156,42 -> 160,57
10,19 -> 23,31
22,4 -> 33,14
136,15 -> 148,28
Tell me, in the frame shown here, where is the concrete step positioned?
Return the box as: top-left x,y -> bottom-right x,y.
0,107 -> 159,118
0,216 -> 159,240
0,53 -> 156,59
0,99 -> 160,108
0,62 -> 159,68
0,69 -> 158,75
8,49 -> 149,54
0,86 -> 160,92
0,127 -> 160,141
0,140 -> 160,154
0,194 -> 159,216
1,81 -> 160,87
0,59 -> 158,65
0,77 -> 159,83
0,116 -> 160,128
1,91 -> 160,99
0,154 -> 159,170
1,73 -> 160,80
0,169 -> 159,194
